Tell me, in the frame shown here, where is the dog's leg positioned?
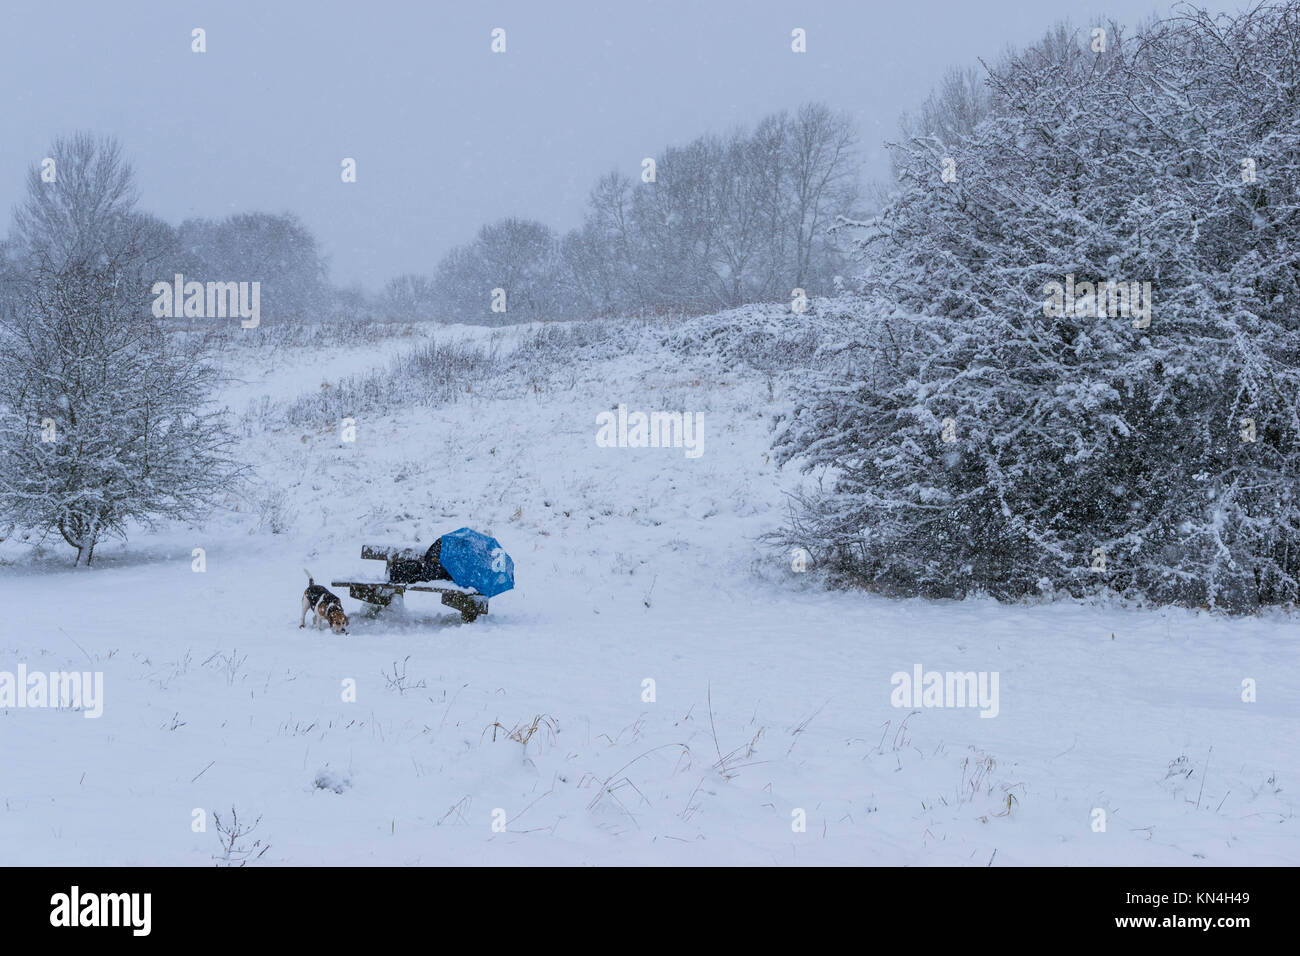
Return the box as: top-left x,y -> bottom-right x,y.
300,594 -> 309,628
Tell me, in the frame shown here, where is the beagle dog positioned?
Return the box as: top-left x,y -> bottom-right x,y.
301,570 -> 350,634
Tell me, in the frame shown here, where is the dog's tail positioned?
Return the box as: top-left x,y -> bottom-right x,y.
304,567 -> 314,586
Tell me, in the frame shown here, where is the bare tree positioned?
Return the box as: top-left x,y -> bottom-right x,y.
896,67 -> 993,153
786,103 -> 860,291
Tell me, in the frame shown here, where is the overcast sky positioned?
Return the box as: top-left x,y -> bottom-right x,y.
0,0 -> 1249,290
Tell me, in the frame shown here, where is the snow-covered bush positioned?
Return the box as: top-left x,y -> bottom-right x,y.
775,4 -> 1300,610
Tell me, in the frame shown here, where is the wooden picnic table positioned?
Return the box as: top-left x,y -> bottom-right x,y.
332,543 -> 489,623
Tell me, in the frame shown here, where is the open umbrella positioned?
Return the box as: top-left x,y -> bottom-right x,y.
438,528 -> 515,598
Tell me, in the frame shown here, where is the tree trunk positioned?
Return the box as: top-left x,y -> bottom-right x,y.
59,517 -> 85,566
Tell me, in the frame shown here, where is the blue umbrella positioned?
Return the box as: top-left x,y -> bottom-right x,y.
439,528 -> 515,598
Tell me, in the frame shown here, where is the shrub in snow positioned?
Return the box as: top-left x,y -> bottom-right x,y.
775,5 -> 1300,610
313,767 -> 351,794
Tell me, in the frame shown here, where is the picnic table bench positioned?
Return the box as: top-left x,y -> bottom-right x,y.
332,543 -> 490,623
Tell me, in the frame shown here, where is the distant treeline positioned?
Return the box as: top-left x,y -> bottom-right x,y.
386,101 -> 862,323
0,101 -> 861,327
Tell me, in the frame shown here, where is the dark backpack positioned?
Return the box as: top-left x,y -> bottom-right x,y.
422,538 -> 453,582
386,539 -> 455,584
388,557 -> 428,584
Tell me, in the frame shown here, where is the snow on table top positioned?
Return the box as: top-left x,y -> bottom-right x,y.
332,578 -> 481,595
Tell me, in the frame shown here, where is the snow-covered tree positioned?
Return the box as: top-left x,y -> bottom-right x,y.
431,217 -> 568,324
381,273 -> 439,319
0,134 -> 240,564
174,211 -> 330,323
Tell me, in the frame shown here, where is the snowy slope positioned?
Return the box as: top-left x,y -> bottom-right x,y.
0,314 -> 1296,865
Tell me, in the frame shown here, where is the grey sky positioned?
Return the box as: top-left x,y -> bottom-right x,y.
0,0 -> 1248,290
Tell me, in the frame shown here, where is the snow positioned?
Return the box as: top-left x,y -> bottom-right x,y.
0,316 -> 1296,865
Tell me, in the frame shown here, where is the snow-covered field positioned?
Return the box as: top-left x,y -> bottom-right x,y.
1,315 -> 1296,865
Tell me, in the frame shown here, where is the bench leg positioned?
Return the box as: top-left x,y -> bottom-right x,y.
441,591 -> 488,623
